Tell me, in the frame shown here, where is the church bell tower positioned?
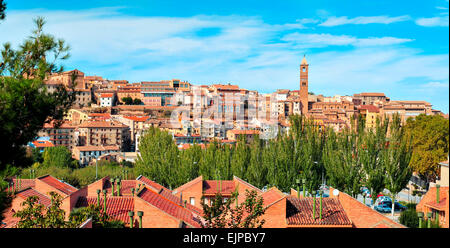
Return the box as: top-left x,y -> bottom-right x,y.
299,56 -> 309,115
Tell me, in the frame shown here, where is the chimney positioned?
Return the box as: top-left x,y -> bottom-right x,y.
184,200 -> 187,208
137,211 -> 144,228
295,179 -> 300,198
312,190 -> 317,220
302,178 -> 306,197
102,189 -> 107,214
180,192 -> 183,204
96,189 -> 101,207
436,184 -> 440,204
117,178 -> 121,196
427,212 -> 432,228
131,188 -> 135,197
417,212 -> 424,228
111,178 -> 115,196
319,190 -> 323,220
128,211 -> 135,228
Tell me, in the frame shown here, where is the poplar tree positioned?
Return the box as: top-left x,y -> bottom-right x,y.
382,114 -> 413,216
360,117 -> 389,206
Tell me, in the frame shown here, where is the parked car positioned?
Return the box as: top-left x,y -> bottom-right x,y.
376,201 -> 407,212
315,192 -> 329,198
377,196 -> 392,203
375,204 -> 391,213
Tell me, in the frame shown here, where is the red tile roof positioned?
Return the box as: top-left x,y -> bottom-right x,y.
425,198 -> 447,211
42,120 -> 76,129
74,145 -> 120,152
286,196 -> 352,227
31,140 -> 54,148
359,92 -> 386,97
102,178 -> 137,196
123,116 -> 150,122
261,187 -> 285,207
359,105 -> 380,113
16,188 -> 52,207
203,180 -> 235,196
100,93 -> 114,98
137,175 -> 169,192
331,187 -> 404,228
418,186 -> 449,212
79,120 -> 128,128
75,196 -> 134,223
173,176 -> 203,194
38,175 -> 78,196
158,188 -> 203,215
88,113 -> 111,118
138,187 -> 202,228
10,178 -> 35,192
212,84 -> 240,91
228,129 -> 260,135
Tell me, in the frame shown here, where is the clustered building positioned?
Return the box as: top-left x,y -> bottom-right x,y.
3,174 -> 419,228
29,56 -> 447,168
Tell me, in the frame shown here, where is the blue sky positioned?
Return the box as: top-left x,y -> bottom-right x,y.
1,0 -> 449,112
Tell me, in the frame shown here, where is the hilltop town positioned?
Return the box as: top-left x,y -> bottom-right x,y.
28,56 -> 448,167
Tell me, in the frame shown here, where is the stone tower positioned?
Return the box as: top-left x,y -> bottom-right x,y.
299,56 -> 309,115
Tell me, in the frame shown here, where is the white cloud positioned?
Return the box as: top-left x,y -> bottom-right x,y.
319,15 -> 411,27
281,33 -> 413,48
416,15 -> 449,27
0,8 -> 448,112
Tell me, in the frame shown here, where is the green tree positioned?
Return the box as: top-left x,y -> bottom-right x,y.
382,114 -> 413,216
405,114 -> 449,181
323,127 -> 363,197
135,126 -> 182,189
42,146 -> 75,169
0,0 -> 6,21
133,98 -> 142,105
13,192 -> 67,228
69,204 -> 125,228
201,189 -> 265,228
0,17 -> 76,170
122,97 -> 133,105
360,117 -> 389,206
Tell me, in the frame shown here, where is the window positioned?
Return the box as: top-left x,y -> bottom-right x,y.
190,197 -> 195,206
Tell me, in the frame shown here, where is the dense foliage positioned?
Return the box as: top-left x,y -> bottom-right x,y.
0,17 -> 76,171
136,114 -> 413,203
0,0 -> 5,21
399,208 -> 419,228
17,160 -> 136,188
13,191 -> 124,228
404,114 -> 449,181
122,97 -> 142,105
201,189 -> 265,228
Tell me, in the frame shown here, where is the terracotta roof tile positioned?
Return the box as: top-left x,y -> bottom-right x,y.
286,196 -> 352,227
123,116 -> 150,122
38,175 -> 78,196
79,120 -> 128,128
261,187 -> 285,207
75,196 -> 134,223
10,178 -> 35,192
16,188 -> 52,207
203,180 -> 235,196
137,175 -> 169,192
100,93 -> 114,98
31,140 -> 54,148
138,187 -> 202,228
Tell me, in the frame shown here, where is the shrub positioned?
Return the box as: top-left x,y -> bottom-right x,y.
399,209 -> 419,228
